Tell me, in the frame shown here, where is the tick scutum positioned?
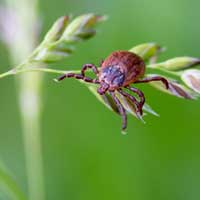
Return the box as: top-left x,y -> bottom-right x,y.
99,66 -> 125,89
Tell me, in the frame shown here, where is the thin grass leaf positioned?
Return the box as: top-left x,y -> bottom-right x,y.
0,13 -> 106,77
34,14 -> 105,63
147,74 -> 197,99
42,16 -> 70,44
143,103 -> 159,117
181,69 -> 200,94
155,57 -> 200,71
0,162 -> 26,200
129,43 -> 163,62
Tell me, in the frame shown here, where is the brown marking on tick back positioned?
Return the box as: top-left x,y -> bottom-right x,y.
100,51 -> 145,85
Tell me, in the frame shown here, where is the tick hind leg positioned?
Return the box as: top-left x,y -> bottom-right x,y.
110,91 -> 127,131
135,76 -> 169,89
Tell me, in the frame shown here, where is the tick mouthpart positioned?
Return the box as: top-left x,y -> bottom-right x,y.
97,82 -> 109,95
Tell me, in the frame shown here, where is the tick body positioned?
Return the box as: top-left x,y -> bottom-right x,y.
98,51 -> 145,93
57,51 -> 169,131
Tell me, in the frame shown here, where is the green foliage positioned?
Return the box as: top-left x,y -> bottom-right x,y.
0,10 -> 200,200
0,163 -> 26,200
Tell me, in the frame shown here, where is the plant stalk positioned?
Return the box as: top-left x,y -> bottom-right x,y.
3,0 -> 45,199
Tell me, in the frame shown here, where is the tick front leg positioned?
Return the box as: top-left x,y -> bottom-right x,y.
110,91 -> 127,131
135,76 -> 169,89
126,86 -> 145,113
118,89 -> 142,116
81,64 -> 99,76
56,73 -> 99,84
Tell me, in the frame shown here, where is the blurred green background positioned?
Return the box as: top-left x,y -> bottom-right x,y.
0,0 -> 200,199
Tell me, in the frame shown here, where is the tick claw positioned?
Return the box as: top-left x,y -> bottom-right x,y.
53,78 -> 59,82
121,130 -> 127,135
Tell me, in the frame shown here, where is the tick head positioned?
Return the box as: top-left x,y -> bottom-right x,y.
98,66 -> 125,94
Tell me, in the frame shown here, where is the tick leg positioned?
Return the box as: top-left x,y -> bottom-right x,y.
81,64 -> 99,76
126,86 -> 145,113
56,63 -> 99,83
134,76 -> 169,89
118,89 -> 143,116
110,91 -> 127,131
56,73 -> 100,84
100,59 -> 104,66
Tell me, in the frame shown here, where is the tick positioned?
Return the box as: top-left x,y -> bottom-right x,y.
56,51 -> 169,131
